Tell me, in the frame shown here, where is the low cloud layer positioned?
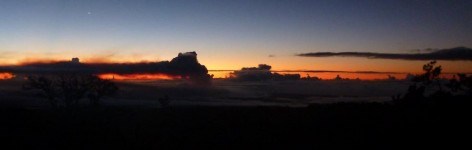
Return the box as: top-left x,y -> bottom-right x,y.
230,64 -> 301,81
0,52 -> 211,83
297,47 -> 472,61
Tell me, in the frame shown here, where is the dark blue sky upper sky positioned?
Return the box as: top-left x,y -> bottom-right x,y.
1,0 -> 471,70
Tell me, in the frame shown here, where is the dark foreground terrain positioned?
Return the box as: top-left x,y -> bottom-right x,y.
1,99 -> 471,149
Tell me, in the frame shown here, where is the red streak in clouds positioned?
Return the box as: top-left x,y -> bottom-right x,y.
0,72 -> 14,80
98,73 -> 181,80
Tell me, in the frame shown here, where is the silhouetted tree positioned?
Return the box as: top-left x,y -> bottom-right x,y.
397,61 -> 442,103
447,74 -> 472,95
457,74 -> 472,94
57,74 -> 92,107
302,74 -> 321,80
401,85 -> 426,102
334,75 -> 342,80
387,75 -> 396,80
87,76 -> 118,106
23,76 -> 59,108
396,61 -> 472,103
23,73 -> 118,108
412,60 -> 443,91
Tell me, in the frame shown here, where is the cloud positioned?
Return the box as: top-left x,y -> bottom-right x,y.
0,52 -> 212,83
297,47 -> 472,61
407,48 -> 439,53
230,64 -> 300,81
230,64 -> 273,81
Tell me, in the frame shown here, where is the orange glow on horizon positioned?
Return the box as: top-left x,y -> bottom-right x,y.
3,54 -> 470,74
98,73 -> 181,80
208,71 -> 461,80
303,72 -> 405,80
0,72 -> 15,80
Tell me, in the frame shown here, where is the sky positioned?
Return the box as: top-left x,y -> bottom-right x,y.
1,0 -> 471,73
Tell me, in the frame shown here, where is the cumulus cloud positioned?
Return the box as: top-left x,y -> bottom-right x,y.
297,47 -> 472,61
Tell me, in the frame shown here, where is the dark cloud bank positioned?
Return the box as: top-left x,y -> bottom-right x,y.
297,47 -> 472,61
0,52 -> 211,83
230,64 -> 301,81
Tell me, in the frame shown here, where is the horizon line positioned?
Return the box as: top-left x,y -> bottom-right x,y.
208,70 -> 472,75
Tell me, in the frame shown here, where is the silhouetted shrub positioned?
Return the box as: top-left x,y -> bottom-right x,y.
411,60 -> 443,90
332,74 -> 350,80
398,61 -> 471,103
447,73 -> 472,95
395,84 -> 426,104
302,74 -> 321,80
397,61 -> 442,103
87,76 -> 118,106
23,76 -> 59,108
387,75 -> 397,80
23,74 -> 118,108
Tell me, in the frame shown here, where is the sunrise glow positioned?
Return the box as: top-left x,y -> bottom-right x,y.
0,72 -> 14,80
98,73 -> 181,80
